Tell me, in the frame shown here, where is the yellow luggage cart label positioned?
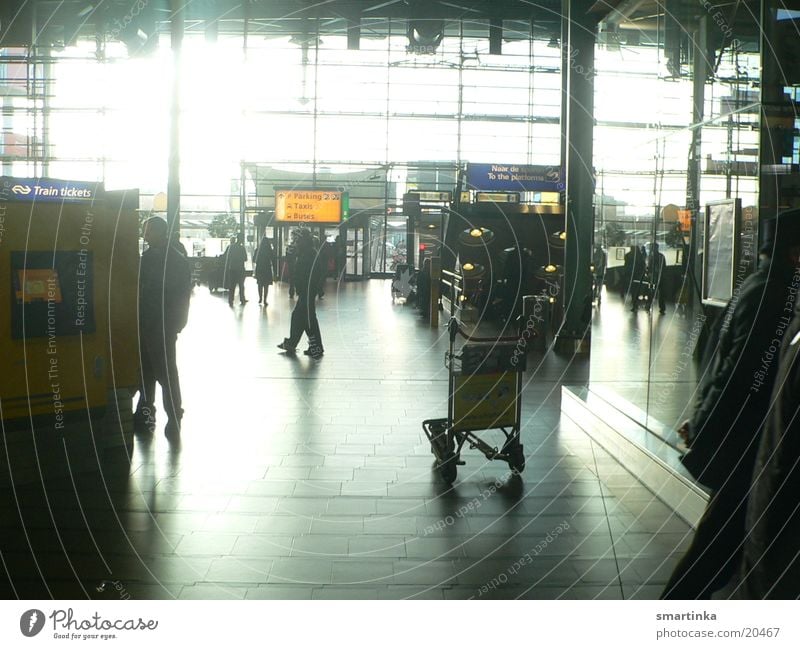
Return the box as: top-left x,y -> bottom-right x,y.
452,371 -> 517,432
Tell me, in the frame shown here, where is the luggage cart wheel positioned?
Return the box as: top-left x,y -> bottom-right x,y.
438,452 -> 458,484
507,445 -> 525,475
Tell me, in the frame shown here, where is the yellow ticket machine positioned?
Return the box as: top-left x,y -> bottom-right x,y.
0,177 -> 140,482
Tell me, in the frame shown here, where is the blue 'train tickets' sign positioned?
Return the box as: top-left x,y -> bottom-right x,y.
1,177 -> 101,203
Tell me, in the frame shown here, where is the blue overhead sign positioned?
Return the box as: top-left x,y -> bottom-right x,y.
466,163 -> 562,192
1,177 -> 101,203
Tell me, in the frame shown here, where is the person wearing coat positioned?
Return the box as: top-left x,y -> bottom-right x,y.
735,210 -> 800,598
622,245 -> 646,306
135,216 -> 192,438
223,234 -> 248,306
662,210 -> 800,599
277,230 -> 325,358
254,236 -> 275,305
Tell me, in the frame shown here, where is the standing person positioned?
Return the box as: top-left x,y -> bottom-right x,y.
134,216 -> 191,438
277,230 -> 324,359
661,211 -> 800,599
735,210 -> 800,599
224,234 -> 247,306
592,244 -> 607,304
254,236 -> 274,306
649,242 -> 668,314
623,245 -> 645,306
285,230 -> 299,299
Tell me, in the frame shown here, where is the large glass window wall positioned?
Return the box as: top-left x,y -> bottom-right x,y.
590,24 -> 761,453
0,18 -> 562,272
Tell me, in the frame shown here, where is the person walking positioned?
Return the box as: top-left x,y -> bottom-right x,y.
662,211 -> 800,599
134,216 -> 191,438
277,230 -> 324,359
623,245 -> 646,306
224,234 -> 248,306
254,236 -> 275,306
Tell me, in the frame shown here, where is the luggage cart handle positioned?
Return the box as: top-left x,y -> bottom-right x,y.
448,316 -> 522,344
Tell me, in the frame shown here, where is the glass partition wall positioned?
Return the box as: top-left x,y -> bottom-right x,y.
590,20 -> 760,447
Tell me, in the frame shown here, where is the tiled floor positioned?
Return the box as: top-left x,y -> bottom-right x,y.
0,278 -> 692,599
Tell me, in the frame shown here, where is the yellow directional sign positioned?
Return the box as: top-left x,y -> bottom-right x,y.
275,189 -> 342,224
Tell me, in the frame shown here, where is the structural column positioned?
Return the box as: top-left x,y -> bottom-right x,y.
167,0 -> 183,235
758,0 -> 798,219
558,0 -> 597,349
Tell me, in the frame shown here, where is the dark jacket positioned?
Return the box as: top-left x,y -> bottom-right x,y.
624,248 -> 646,283
293,245 -> 323,299
139,243 -> 191,336
682,260 -> 795,490
223,242 -> 247,283
738,283 -> 800,598
254,240 -> 274,284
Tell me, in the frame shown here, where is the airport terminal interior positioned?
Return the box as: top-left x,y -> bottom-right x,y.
1,0 -> 799,599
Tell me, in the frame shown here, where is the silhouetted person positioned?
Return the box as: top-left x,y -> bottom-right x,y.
417,257 -> 431,318
223,234 -> 247,306
592,244 -> 606,304
623,245 -> 646,306
277,230 -> 324,358
649,242 -> 667,314
735,209 -> 800,598
285,230 -> 299,299
134,216 -> 191,438
254,236 -> 274,305
662,211 -> 800,599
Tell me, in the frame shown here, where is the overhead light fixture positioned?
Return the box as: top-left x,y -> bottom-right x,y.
536,264 -> 561,279
548,34 -> 560,49
461,262 -> 485,278
427,223 -> 437,229
407,19 -> 444,54
77,4 -> 95,18
550,230 -> 566,247
459,227 -> 495,246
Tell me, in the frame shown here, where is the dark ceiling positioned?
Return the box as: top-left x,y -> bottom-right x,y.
0,0 -> 786,52
0,0 -> 610,49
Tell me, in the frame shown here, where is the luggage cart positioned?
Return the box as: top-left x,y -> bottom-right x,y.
422,317 -> 527,484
